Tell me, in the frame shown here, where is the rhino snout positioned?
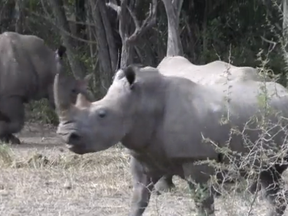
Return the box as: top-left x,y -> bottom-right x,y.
57,127 -> 82,145
66,132 -> 81,145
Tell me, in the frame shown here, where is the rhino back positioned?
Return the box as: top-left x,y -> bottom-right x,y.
0,32 -> 57,101
157,56 -> 266,85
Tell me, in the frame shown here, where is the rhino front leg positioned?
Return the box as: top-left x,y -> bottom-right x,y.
154,174 -> 175,193
129,157 -> 160,216
0,98 -> 24,144
1,133 -> 21,144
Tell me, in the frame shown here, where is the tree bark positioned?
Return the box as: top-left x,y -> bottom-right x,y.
99,3 -> 118,72
49,0 -> 85,78
161,0 -> 184,56
88,0 -> 118,93
283,0 -> 288,40
15,0 -> 25,33
75,0 -> 86,42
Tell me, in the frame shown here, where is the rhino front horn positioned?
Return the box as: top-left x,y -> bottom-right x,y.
53,73 -> 72,114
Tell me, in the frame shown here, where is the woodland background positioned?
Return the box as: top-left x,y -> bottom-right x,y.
1,0 -> 288,123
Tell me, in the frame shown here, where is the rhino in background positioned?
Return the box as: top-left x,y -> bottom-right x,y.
155,55 -> 270,193
157,55 -> 270,84
55,65 -> 288,216
0,31 -> 92,144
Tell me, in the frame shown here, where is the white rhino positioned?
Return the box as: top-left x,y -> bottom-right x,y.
54,65 -> 288,216
0,31 -> 91,144
156,56 -> 270,193
157,55 -> 269,84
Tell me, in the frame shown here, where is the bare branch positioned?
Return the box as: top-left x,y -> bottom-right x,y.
171,0 -> 183,17
115,0 -> 127,41
126,6 -> 140,30
28,10 -> 97,44
127,0 -> 157,43
106,2 -> 121,15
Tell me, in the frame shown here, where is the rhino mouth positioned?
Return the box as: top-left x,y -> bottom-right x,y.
66,144 -> 87,155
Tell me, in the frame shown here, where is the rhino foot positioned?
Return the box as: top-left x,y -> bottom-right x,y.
248,181 -> 261,194
154,177 -> 176,194
1,134 -> 21,145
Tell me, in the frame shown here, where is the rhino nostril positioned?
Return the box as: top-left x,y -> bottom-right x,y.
67,132 -> 81,144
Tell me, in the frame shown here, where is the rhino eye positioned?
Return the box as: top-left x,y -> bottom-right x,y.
98,109 -> 106,118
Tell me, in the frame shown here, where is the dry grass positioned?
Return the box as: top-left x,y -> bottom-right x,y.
0,122 -> 284,216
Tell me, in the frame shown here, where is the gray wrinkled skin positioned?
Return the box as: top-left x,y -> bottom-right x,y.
156,56 -> 270,193
55,66 -> 288,216
0,31 -> 91,144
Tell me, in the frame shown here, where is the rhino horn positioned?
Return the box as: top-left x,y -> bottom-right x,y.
75,93 -> 91,108
53,73 -> 72,115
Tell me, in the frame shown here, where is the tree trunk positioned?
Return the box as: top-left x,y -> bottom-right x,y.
49,0 -> 85,78
283,0 -> 288,86
75,0 -> 86,43
15,0 -> 25,33
283,0 -> 288,40
161,0 -> 184,56
120,40 -> 133,68
88,0 -> 118,93
99,3 -> 118,71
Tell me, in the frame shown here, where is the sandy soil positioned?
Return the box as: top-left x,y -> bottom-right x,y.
0,122 -> 283,216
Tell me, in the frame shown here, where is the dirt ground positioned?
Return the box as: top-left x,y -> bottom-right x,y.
0,122 -> 283,216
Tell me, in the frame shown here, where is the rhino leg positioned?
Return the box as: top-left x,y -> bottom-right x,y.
260,165 -> 288,216
1,134 -> 21,144
129,157 -> 161,216
0,98 -> 24,144
183,163 -> 215,216
248,180 -> 261,194
154,174 -> 175,193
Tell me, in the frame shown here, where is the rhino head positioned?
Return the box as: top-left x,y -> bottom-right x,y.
47,45 -> 93,109
54,66 -> 164,154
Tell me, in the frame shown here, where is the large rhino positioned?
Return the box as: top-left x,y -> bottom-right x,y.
156,56 -> 270,192
54,65 -> 288,216
0,31 -> 91,144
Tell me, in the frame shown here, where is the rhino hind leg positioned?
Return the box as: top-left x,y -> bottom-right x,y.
183,163 -> 216,216
0,98 -> 25,145
260,165 -> 288,216
154,175 -> 175,194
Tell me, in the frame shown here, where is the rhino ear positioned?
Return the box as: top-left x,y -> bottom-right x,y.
76,74 -> 93,89
55,45 -> 67,58
124,66 -> 136,88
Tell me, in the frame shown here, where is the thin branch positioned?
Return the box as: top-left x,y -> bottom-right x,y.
127,0 -> 157,43
127,6 -> 140,30
260,36 -> 277,53
28,10 -> 97,44
106,2 -> 121,15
